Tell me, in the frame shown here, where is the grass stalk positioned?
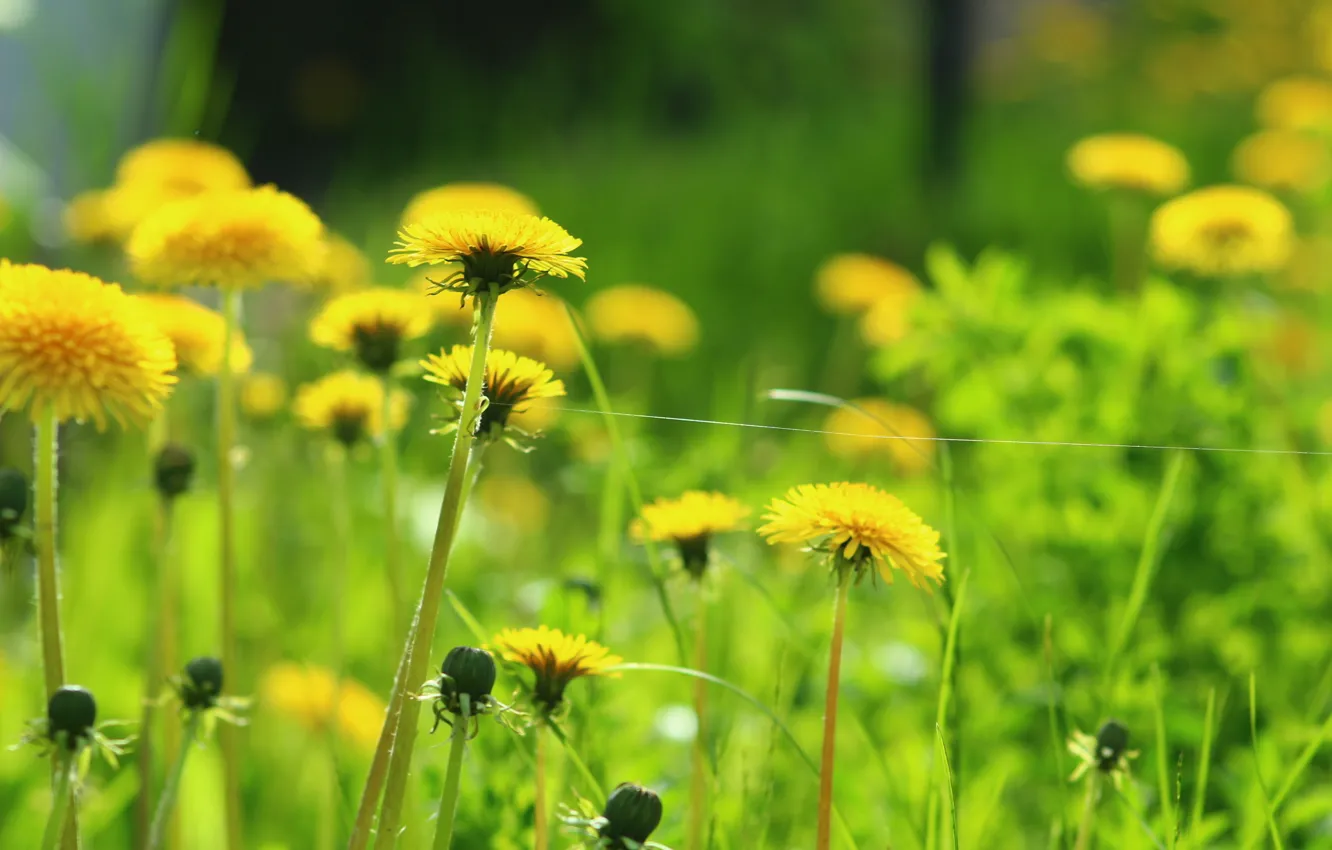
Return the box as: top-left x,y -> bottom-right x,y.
148,712 -> 201,850
136,491 -> 178,846
217,287 -> 243,850
1189,688 -> 1217,841
535,724 -> 549,850
431,697 -> 472,850
40,751 -> 75,850
816,573 -> 851,850
380,377 -> 405,639
689,594 -> 710,850
1073,772 -> 1100,850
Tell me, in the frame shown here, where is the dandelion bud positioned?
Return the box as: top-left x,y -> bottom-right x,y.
599,782 -> 663,846
181,656 -> 224,710
153,443 -> 196,500
1095,720 -> 1130,772
440,646 -> 497,706
47,686 -> 97,750
0,467 -> 27,539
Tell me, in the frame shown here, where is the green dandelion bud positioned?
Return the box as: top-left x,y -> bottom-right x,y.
441,646 -> 497,707
599,783 -> 663,847
1095,720 -> 1130,772
181,656 -> 224,710
47,686 -> 97,750
0,466 -> 27,539
153,443 -> 196,500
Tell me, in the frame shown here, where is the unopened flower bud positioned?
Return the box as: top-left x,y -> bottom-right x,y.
0,467 -> 27,539
1095,720 -> 1130,771
47,686 -> 97,749
440,646 -> 496,708
154,444 -> 196,500
182,656 -> 224,710
599,782 -> 663,846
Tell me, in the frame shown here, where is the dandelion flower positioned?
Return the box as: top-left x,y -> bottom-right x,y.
479,474 -> 551,532
127,185 -> 325,289
310,287 -> 433,372
114,138 -> 251,196
859,286 -> 923,347
815,254 -> 921,316
492,626 -> 621,715
388,210 -> 586,295
64,190 -> 122,244
241,372 -> 288,419
1232,130 -> 1330,194
1149,185 -> 1294,277
401,182 -> 539,225
294,370 -> 409,446
0,261 -> 177,428
823,400 -> 936,475
306,233 -> 372,294
420,345 -> 565,439
261,662 -> 386,752
1066,134 -> 1189,195
1257,76 -> 1332,131
136,294 -> 254,375
631,491 -> 750,579
758,482 -> 945,588
585,285 -> 699,356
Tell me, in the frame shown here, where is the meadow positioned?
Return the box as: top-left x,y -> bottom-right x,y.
2,1 -> 1332,849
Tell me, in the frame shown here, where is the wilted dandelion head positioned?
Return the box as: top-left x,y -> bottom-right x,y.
306,233 -> 372,294
0,261 -> 177,428
1232,130 -> 1330,194
492,626 -> 621,715
631,491 -> 750,579
389,210 -> 586,295
241,372 -> 288,419
401,182 -> 539,225
1257,76 -> 1332,131
261,662 -> 387,753
585,285 -> 699,356
1066,134 -> 1189,195
758,482 -> 945,589
1149,185 -> 1294,277
420,345 -> 566,438
135,293 -> 253,376
293,370 -> 409,446
823,400 -> 936,475
815,253 -> 920,315
310,287 -> 433,372
128,185 -> 325,289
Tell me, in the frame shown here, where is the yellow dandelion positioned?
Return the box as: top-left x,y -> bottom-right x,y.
420,345 -> 565,439
823,400 -> 936,475
260,662 -> 387,752
412,285 -> 583,370
310,287 -> 433,372
0,261 -> 177,428
859,286 -> 923,348
293,370 -> 409,446
114,138 -> 251,195
631,491 -> 750,579
127,185 -> 325,289
1066,134 -> 1190,195
1257,76 -> 1332,131
306,233 -> 372,294
1149,185 -> 1294,277
401,182 -> 539,225
1232,130 -> 1330,194
64,190 -> 121,244
507,395 -> 561,434
478,474 -> 551,532
241,372 -> 288,419
584,285 -> 699,356
758,482 -> 945,589
492,626 -> 621,714
815,253 -> 921,315
388,210 -> 586,295
135,294 -> 254,376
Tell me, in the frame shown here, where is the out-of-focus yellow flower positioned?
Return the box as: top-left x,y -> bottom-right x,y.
401,182 -> 539,225
478,474 -> 550,532
1067,134 -> 1190,195
759,482 -> 945,589
416,279 -> 582,368
420,346 -> 565,440
128,185 -> 325,289
631,491 -> 749,578
310,287 -> 432,372
1257,76 -> 1332,131
1283,235 -> 1332,291
260,662 -> 386,753
294,370 -> 409,446
136,294 -> 253,376
815,254 -> 920,315
1149,185 -> 1294,276
0,261 -> 177,428
241,372 -> 288,419
584,285 -> 699,356
492,626 -> 621,715
306,233 -> 371,294
1232,130 -> 1330,193
64,191 -> 121,243
507,395 -> 561,434
859,286 -> 923,347
822,400 -> 936,476
1023,0 -> 1108,75
115,138 -> 251,196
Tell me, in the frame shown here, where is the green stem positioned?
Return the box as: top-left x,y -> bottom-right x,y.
380,377 -> 405,641
137,493 -> 177,847
431,697 -> 472,850
816,574 -> 851,850
1074,773 -> 1101,850
34,408 -> 64,697
689,593 -> 709,850
217,287 -> 243,850
347,642 -> 410,849
535,726 -> 549,850
369,288 -> 499,849
40,752 -> 75,850
148,713 -> 201,850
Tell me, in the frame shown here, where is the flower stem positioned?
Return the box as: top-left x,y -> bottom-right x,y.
137,491 -> 178,846
380,377 -> 405,640
148,712 -> 201,850
688,594 -> 710,850
535,725 -> 549,850
366,288 -> 499,849
347,643 -> 410,849
217,287 -> 243,850
816,574 -> 851,850
430,697 -> 472,850
1073,772 -> 1101,850
40,751 -> 75,850
34,408 -> 64,698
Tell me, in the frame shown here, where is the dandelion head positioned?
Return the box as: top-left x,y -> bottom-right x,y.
631,491 -> 750,579
758,482 -> 946,589
241,372 -> 288,420
306,233 -> 372,294
420,345 -> 565,439
401,182 -> 539,225
815,253 -> 921,315
135,293 -> 253,376
1066,134 -> 1189,195
293,370 -> 409,446
599,783 -> 664,847
310,287 -> 433,372
585,285 -> 699,356
261,662 -> 387,752
859,285 -> 924,347
478,474 -> 551,532
1257,76 -> 1332,131
492,626 -> 621,716
823,400 -> 936,476
0,261 -> 177,429
1232,130 -> 1330,194
64,190 -> 123,244
115,138 -> 250,197
1149,185 -> 1294,277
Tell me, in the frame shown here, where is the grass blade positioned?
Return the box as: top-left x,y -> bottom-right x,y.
1151,666 -> 1176,849
935,724 -> 960,850
1248,672 -> 1284,850
1189,687 -> 1217,841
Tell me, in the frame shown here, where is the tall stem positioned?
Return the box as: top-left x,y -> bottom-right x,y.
347,641 -> 410,849
1073,772 -> 1100,850
380,378 -> 405,640
816,575 -> 851,850
34,409 -> 64,697
431,697 -> 472,850
535,725 -> 549,850
326,444 -> 352,840
40,751 -> 75,850
688,592 -> 710,850
148,713 -> 201,850
217,287 -> 243,850
137,493 -> 177,846
367,288 -> 499,849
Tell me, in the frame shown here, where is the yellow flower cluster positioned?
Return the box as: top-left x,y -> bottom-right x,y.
1067,134 -> 1190,195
